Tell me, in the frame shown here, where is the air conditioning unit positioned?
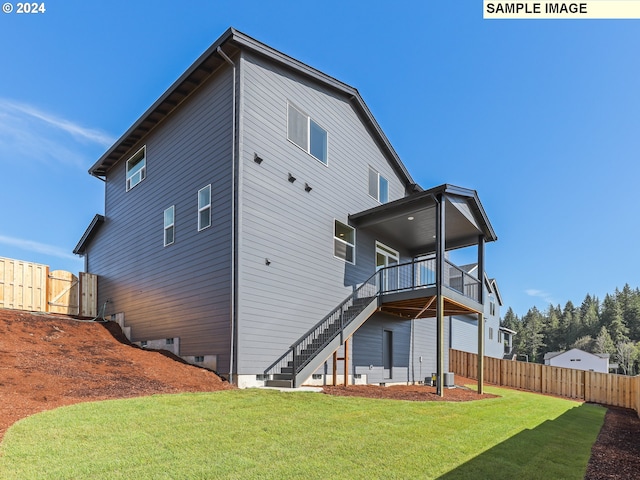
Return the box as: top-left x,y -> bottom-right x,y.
444,372 -> 455,388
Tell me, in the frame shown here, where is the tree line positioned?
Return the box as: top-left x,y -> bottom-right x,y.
501,284 -> 640,375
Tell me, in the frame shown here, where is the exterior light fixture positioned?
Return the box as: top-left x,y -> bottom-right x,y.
254,153 -> 263,164
288,173 -> 296,183
407,216 -> 414,221
305,183 -> 312,192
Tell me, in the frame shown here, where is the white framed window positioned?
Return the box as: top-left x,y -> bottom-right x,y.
164,205 -> 175,246
287,102 -> 328,165
488,327 -> 494,341
368,166 -> 389,203
126,146 -> 146,191
334,220 -> 355,264
198,185 -> 211,231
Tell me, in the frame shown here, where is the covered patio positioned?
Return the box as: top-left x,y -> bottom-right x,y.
349,184 -> 498,395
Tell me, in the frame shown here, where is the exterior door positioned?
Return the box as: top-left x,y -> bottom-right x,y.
383,329 -> 393,379
376,242 -> 399,292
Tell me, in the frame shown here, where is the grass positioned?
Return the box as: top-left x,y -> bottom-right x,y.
0,386 -> 605,479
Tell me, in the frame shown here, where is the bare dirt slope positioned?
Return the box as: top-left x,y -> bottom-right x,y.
0,309 -> 233,439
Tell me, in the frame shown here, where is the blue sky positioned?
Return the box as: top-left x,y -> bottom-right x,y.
1,1 -> 638,317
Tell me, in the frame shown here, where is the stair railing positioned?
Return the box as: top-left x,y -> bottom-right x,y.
263,269 -> 380,385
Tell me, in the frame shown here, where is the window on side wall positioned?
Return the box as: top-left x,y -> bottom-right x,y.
198,185 -> 211,231
287,103 -> 328,165
368,166 -> 389,203
164,206 -> 175,246
126,146 -> 146,191
334,220 -> 355,264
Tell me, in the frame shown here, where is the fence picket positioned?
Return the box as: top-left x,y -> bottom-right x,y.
449,349 -> 640,417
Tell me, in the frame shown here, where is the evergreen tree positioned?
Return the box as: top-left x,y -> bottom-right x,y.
579,294 -> 600,339
521,306 -> 545,362
543,304 -> 561,353
618,284 -> 640,340
571,336 -> 593,352
593,326 -> 615,355
559,301 -> 579,349
601,294 -> 629,344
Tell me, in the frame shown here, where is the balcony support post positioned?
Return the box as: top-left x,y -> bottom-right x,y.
435,194 -> 445,397
477,235 -> 485,394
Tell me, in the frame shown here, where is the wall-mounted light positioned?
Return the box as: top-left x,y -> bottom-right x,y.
304,183 -> 312,192
265,258 -> 271,266
254,153 -> 263,164
407,216 -> 414,221
288,173 -> 296,183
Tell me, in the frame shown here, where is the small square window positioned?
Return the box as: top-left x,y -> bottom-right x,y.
166,338 -> 174,345
198,185 -> 211,231
126,146 -> 146,191
334,220 -> 355,264
164,206 -> 175,246
194,356 -> 204,363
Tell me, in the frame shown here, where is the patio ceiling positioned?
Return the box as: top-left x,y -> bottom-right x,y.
349,184 -> 497,257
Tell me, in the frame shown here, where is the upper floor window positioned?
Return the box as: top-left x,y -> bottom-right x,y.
287,103 -> 328,165
368,167 -> 389,203
163,206 -> 175,246
334,220 -> 355,264
198,185 -> 211,231
126,146 -> 146,191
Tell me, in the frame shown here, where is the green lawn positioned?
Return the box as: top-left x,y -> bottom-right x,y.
0,386 -> 605,479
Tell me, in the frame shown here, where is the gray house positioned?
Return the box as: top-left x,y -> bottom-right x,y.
449,271 -> 515,359
74,28 -> 498,393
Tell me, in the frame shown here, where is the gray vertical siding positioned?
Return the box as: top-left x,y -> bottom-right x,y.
235,51 -> 410,374
86,66 -> 235,371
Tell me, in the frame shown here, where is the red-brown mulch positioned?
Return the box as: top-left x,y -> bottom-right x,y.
0,309 -> 234,440
584,406 -> 640,480
322,379 -> 498,402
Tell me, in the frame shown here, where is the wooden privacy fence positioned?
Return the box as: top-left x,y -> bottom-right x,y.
450,349 -> 640,415
0,257 -> 97,317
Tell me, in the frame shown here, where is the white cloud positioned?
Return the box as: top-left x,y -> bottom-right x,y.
0,98 -> 114,169
0,234 -> 79,262
525,288 -> 556,305
0,99 -> 114,146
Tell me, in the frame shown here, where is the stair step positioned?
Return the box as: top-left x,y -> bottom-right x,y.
265,379 -> 293,388
272,373 -> 293,381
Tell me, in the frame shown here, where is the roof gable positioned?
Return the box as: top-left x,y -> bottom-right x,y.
89,27 -> 415,189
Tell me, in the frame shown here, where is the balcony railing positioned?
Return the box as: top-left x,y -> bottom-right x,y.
378,257 -> 481,302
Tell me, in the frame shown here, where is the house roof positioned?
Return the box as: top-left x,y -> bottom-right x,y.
544,348 -> 610,361
73,214 -> 105,255
349,184 -> 497,256
88,27 -> 416,190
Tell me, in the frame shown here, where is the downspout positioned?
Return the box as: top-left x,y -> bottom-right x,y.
217,46 -> 238,385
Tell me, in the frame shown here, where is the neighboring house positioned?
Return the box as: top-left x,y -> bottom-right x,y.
450,269 -> 515,359
544,348 -> 611,373
74,27 -> 498,390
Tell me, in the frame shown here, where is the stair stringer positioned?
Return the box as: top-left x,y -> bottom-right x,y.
294,298 -> 378,387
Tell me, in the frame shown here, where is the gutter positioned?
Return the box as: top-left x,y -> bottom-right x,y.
217,46 -> 238,385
